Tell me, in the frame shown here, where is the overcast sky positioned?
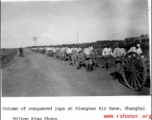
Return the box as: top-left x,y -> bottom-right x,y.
1,0 -> 149,48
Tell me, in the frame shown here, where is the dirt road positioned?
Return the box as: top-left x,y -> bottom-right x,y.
2,48 -> 150,96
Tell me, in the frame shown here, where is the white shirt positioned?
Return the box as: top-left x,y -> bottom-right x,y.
67,48 -> 72,54
128,46 -> 143,55
45,48 -> 49,51
113,47 -> 126,57
84,48 -> 92,55
102,47 -> 112,56
71,48 -> 76,52
77,47 -> 82,53
90,46 -> 93,50
53,48 -> 56,52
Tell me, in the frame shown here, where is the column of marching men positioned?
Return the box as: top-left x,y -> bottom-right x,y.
30,42 -> 144,80
31,45 -> 96,71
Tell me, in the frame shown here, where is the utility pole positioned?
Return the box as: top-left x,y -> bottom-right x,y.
33,37 -> 37,46
77,26 -> 78,44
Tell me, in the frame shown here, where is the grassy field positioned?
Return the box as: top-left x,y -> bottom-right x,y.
1,48 -> 18,69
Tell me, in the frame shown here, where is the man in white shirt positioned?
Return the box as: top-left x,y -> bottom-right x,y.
42,47 -> 46,55
84,45 -> 93,72
71,46 -> 76,53
66,47 -> 73,64
84,46 -> 92,55
76,46 -> 82,53
49,47 -> 53,57
45,47 -> 49,56
53,47 -> 57,58
102,44 -> 113,71
39,47 -> 42,53
90,46 -> 98,67
128,43 -> 144,57
56,47 -> 61,59
102,45 -> 113,56
113,42 -> 126,79
61,47 -> 67,60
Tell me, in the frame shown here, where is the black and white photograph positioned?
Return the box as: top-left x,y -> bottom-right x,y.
1,0 -> 151,97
